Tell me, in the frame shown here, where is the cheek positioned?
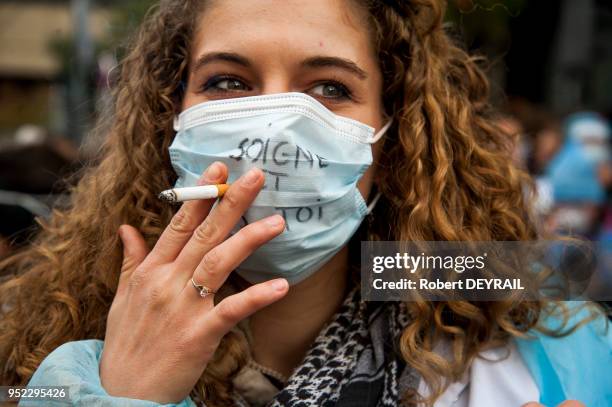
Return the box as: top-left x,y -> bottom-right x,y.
181,93 -> 202,111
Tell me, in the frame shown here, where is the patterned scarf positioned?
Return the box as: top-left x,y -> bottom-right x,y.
231,286 -> 419,406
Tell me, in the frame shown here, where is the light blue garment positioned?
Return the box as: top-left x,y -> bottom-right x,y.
546,111 -> 610,205
545,139 -> 605,204
23,340 -> 195,407
515,302 -> 612,407
169,92 -> 388,285
24,302 -> 612,406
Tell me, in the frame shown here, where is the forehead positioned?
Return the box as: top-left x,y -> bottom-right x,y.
191,0 -> 374,64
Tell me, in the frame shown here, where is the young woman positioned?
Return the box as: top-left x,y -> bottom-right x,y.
1,0 -> 610,406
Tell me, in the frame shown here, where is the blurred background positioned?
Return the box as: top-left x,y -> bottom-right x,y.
0,0 -> 610,295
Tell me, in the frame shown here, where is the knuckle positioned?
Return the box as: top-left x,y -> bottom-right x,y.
128,266 -> 147,288
221,191 -> 240,210
145,281 -> 171,308
216,300 -> 242,324
121,255 -> 142,273
169,208 -> 195,235
200,249 -> 222,275
193,218 -> 218,243
235,226 -> 263,251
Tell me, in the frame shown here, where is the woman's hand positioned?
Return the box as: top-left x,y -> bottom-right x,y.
99,162 -> 288,404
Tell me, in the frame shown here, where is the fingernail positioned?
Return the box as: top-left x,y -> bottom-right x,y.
265,215 -> 284,227
203,162 -> 221,181
270,278 -> 288,291
243,168 -> 261,185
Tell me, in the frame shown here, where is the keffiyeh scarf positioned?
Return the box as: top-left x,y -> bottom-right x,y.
232,286 -> 419,407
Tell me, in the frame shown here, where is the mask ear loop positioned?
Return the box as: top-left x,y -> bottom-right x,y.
364,118 -> 392,213
366,190 -> 382,214
369,118 -> 394,144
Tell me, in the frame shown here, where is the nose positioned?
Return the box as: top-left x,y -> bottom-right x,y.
259,70 -> 292,96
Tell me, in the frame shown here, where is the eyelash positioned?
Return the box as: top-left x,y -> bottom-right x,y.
198,74 -> 354,101
200,74 -> 251,93
311,79 -> 353,101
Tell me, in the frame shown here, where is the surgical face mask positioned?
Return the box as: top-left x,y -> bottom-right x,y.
582,144 -> 610,164
169,92 -> 391,285
553,207 -> 594,236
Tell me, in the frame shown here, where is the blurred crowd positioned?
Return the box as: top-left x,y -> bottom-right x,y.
501,105 -> 612,299
505,108 -> 612,240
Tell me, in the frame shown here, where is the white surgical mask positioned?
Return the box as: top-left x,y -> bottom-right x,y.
169,92 -> 391,285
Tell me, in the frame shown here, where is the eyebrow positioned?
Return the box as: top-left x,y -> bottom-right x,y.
301,56 -> 368,80
192,52 -> 368,80
192,52 -> 252,72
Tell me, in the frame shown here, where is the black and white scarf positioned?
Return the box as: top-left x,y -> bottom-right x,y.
233,286 -> 419,407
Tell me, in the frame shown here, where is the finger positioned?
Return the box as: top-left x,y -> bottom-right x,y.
119,224 -> 149,273
145,162 -> 228,266
521,403 -> 543,407
116,224 -> 149,297
201,278 -> 289,342
174,167 -> 264,275
188,214 -> 285,296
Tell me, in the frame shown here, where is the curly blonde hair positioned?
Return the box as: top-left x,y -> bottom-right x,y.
0,0 -> 596,405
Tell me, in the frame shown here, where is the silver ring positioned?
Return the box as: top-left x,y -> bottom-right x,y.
191,277 -> 217,298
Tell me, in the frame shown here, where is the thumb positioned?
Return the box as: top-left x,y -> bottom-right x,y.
118,224 -> 149,274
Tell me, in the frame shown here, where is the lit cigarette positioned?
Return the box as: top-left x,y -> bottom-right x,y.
158,184 -> 230,204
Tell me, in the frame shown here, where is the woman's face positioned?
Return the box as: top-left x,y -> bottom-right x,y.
181,0 -> 385,201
